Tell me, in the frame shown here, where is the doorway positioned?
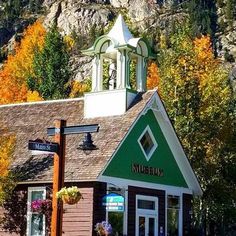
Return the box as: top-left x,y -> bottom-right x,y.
136,195 -> 158,236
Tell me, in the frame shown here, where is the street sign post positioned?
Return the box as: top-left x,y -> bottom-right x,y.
28,139 -> 59,155
28,120 -> 99,236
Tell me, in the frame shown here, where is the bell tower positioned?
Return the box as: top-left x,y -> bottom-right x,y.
83,15 -> 155,118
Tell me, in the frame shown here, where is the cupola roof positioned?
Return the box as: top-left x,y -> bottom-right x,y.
107,14 -> 133,45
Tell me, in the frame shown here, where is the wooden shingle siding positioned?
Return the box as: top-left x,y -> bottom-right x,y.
62,182 -> 106,236
183,193 -> 193,236
0,92 -> 155,183
0,182 -> 106,236
127,186 -> 165,236
62,187 -> 93,236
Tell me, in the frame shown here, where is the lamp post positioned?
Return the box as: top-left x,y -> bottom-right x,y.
47,119 -> 99,236
29,119 -> 99,236
50,119 -> 66,236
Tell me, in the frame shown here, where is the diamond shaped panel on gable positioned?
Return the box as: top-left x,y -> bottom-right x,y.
138,126 -> 158,161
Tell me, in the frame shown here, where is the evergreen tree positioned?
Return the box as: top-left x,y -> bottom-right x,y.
27,25 -> 71,99
225,0 -> 236,22
183,0 -> 217,37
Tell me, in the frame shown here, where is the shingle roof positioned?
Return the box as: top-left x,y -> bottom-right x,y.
0,91 -> 155,183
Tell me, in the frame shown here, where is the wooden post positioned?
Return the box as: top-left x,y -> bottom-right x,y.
51,119 -> 66,236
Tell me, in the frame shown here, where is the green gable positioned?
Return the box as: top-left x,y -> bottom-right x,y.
102,109 -> 188,188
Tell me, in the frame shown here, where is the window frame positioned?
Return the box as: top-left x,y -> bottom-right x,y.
27,187 -> 46,236
166,194 -> 182,236
138,125 -> 158,161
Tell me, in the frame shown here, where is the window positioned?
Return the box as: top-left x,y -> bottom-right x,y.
167,195 -> 180,236
138,126 -> 157,161
108,212 -> 123,236
106,186 -> 124,236
27,187 -> 46,236
138,199 -> 155,210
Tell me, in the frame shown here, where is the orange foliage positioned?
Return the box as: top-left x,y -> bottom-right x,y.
146,62 -> 160,90
194,35 -> 214,63
0,20 -> 46,104
0,133 -> 15,177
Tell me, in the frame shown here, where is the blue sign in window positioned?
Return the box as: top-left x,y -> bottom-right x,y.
102,193 -> 124,212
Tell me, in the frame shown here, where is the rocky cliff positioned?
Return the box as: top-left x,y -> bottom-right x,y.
0,0 -> 236,83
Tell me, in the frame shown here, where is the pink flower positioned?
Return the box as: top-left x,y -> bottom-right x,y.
31,199 -> 52,214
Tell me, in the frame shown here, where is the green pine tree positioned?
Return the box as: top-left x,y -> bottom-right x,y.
183,0 -> 217,37
27,25 -> 71,99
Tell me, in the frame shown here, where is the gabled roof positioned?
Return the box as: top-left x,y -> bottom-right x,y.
0,91 -> 154,183
99,92 -> 202,196
0,90 -> 202,195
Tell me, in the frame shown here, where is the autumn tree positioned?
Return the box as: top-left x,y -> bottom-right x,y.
0,129 -> 16,204
69,80 -> 91,98
148,23 -> 236,235
0,20 -> 46,104
27,25 -> 72,99
147,61 -> 160,90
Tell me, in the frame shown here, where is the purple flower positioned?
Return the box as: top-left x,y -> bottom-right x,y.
95,221 -> 112,235
101,221 -> 112,234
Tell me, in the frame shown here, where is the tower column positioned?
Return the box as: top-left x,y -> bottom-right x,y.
116,50 -> 125,89
126,52 -> 131,89
97,55 -> 103,91
136,56 -> 145,91
92,55 -> 103,92
143,57 -> 148,91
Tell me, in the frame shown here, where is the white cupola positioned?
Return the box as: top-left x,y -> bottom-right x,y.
83,14 -> 155,118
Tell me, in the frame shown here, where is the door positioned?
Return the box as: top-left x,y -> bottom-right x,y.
136,195 -> 158,236
138,215 -> 157,236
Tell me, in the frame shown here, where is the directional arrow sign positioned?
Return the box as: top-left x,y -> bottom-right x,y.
28,139 -> 59,155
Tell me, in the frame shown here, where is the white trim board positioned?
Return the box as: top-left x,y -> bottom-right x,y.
98,176 -> 193,195
148,93 -> 202,196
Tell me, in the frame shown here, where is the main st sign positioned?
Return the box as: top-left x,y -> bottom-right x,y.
28,139 -> 59,154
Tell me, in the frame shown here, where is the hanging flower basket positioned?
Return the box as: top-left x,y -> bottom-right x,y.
31,199 -> 52,215
56,186 -> 82,205
61,194 -> 81,205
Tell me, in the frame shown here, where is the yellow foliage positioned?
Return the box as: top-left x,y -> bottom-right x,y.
27,90 -> 44,102
64,35 -> 75,51
194,35 -> 214,63
69,80 -> 90,98
0,20 -> 46,105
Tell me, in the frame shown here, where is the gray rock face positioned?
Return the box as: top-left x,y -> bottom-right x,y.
44,1 -> 111,35
42,0 -> 161,80
71,56 -> 93,81
42,0 -> 236,81
110,0 -> 129,8
43,0 -> 115,81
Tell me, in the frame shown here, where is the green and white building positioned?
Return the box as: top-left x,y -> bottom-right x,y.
0,15 -> 202,236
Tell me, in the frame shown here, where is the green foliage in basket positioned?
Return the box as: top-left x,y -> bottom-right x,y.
56,186 -> 81,199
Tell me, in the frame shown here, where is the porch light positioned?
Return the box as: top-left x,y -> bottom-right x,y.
78,132 -> 97,153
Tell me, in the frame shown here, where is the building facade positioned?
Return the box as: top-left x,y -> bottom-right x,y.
0,15 -> 201,236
